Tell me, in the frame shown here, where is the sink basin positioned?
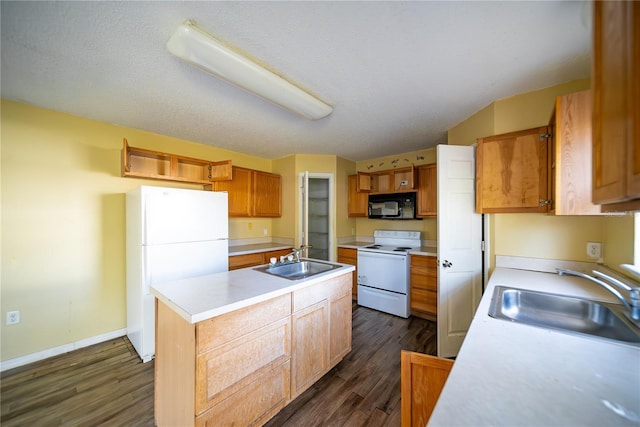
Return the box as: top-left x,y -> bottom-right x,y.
255,260 -> 342,280
488,286 -> 640,345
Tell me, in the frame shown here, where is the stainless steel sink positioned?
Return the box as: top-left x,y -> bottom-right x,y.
488,286 -> 640,345
255,260 -> 342,280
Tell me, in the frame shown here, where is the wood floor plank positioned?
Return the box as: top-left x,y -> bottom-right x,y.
1,304 -> 436,426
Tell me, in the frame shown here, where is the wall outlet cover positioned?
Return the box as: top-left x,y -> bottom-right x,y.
587,242 -> 602,259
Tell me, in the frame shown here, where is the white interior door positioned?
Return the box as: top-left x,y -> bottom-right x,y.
437,144 -> 483,358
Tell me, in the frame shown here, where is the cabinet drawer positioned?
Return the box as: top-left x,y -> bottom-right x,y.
337,247 -> 358,263
410,255 -> 437,268
411,288 -> 437,315
410,269 -> 437,291
228,252 -> 264,270
195,359 -> 290,427
196,317 -> 291,413
197,294 -> 291,353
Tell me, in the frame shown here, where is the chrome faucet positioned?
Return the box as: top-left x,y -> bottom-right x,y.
284,245 -> 313,263
557,268 -> 640,321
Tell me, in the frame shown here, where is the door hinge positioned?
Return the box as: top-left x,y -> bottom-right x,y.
481,241 -> 485,252
540,133 -> 552,140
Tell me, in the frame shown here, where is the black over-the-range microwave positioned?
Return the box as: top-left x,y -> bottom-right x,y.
368,192 -> 420,220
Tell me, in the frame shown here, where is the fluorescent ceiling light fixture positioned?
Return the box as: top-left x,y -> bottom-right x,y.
167,21 -> 333,120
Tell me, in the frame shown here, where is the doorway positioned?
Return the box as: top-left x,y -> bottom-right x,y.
299,173 -> 334,261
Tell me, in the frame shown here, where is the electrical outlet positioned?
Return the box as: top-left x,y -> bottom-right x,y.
587,242 -> 602,259
6,310 -> 20,325
263,228 -> 268,236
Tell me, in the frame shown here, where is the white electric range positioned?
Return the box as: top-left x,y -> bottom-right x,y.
357,230 -> 421,318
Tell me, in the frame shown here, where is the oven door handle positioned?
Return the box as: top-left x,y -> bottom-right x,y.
358,251 -> 406,260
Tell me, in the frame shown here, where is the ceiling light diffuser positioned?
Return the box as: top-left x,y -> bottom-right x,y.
166,21 -> 333,120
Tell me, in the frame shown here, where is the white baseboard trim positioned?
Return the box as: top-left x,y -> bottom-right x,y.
0,328 -> 127,372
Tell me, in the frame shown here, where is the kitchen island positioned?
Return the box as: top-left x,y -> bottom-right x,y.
150,260 -> 355,427
429,263 -> 640,426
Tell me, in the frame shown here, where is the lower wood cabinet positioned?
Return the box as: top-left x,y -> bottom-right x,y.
291,273 -> 352,398
401,350 -> 453,427
229,248 -> 292,270
337,247 -> 358,297
410,254 -> 438,319
154,272 -> 352,426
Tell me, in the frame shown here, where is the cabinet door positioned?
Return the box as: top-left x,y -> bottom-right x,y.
328,275 -> 352,366
592,1 -> 640,210
476,126 -> 550,213
214,166 -> 253,217
401,351 -> 453,427
253,170 -> 282,217
291,300 -> 329,398
410,255 -> 437,316
337,247 -> 358,296
550,90 -> 602,215
417,164 -> 437,217
348,175 -> 368,217
228,252 -> 264,270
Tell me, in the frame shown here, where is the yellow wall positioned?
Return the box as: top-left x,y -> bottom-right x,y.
448,79 -> 634,271
0,100 -> 278,361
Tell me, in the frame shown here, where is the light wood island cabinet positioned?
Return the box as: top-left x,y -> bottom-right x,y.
154,272 -> 352,427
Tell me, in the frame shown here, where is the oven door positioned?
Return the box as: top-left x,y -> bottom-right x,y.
357,250 -> 408,293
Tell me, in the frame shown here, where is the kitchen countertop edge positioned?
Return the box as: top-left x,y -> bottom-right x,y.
151,261 -> 355,324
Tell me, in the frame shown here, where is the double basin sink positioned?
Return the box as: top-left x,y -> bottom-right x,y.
255,260 -> 342,280
489,286 -> 640,346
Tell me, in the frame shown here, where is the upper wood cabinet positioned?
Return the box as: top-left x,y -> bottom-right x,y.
548,90 -> 602,215
476,127 -> 550,213
356,165 -> 416,194
347,175 -> 368,217
592,1 -> 640,211
214,166 -> 282,217
416,164 -> 437,217
121,139 -> 232,188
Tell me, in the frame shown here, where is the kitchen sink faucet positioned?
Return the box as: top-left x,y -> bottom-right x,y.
557,268 -> 640,322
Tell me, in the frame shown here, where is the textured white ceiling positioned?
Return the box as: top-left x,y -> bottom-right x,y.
1,1 -> 591,161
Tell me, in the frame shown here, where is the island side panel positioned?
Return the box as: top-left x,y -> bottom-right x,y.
155,300 -> 196,426
329,273 -> 353,366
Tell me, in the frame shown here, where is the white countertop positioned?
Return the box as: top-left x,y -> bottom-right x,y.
150,260 -> 354,324
228,243 -> 293,256
428,267 -> 640,426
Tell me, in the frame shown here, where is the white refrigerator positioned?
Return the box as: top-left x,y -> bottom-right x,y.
126,185 -> 228,362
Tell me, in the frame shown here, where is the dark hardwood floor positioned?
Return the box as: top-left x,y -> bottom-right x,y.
1,303 -> 436,426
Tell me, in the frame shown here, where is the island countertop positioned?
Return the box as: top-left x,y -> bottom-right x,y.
428,267 -> 640,426
150,260 -> 354,324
